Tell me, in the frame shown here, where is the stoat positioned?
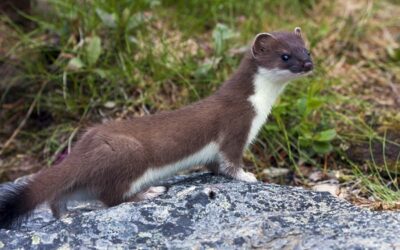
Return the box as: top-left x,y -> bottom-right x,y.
0,27 -> 313,228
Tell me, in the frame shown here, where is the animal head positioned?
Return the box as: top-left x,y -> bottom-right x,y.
251,27 -> 313,83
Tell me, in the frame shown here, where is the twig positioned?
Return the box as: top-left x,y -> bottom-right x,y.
390,84 -> 400,106
323,154 -> 328,174
0,80 -> 48,155
387,73 -> 400,106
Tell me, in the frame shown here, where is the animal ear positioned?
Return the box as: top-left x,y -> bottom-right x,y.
294,27 -> 302,37
251,33 -> 277,58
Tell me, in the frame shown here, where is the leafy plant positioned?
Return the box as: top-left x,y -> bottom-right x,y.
1,0 -> 399,208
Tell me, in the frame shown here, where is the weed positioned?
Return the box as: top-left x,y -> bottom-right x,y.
0,0 -> 399,207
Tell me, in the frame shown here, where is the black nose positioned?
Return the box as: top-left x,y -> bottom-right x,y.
303,61 -> 313,71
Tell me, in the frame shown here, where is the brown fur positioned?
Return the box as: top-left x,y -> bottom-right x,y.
57,54 -> 257,206
253,31 -> 312,73
0,29 -> 313,228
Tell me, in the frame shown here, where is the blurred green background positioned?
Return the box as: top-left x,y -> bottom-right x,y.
0,0 -> 399,209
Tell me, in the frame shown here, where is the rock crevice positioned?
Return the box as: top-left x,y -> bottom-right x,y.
0,173 -> 399,249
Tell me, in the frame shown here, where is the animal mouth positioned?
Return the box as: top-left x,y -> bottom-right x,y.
292,71 -> 313,78
294,68 -> 313,76
289,66 -> 313,75
300,70 -> 313,76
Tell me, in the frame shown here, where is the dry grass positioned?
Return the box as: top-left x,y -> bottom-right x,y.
0,0 -> 399,209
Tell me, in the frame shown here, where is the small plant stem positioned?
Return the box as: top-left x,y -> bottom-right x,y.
0,80 -> 48,155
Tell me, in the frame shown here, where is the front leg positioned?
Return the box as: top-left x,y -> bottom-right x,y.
218,156 -> 257,183
205,158 -> 257,183
208,120 -> 258,182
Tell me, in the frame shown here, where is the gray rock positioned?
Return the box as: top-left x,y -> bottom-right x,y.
0,173 -> 399,249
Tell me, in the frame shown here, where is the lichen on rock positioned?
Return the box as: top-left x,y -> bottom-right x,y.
0,173 -> 400,249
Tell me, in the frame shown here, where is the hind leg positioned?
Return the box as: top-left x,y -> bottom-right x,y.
49,196 -> 68,219
126,186 -> 168,202
137,186 -> 167,200
99,186 -> 167,206
50,189 -> 95,218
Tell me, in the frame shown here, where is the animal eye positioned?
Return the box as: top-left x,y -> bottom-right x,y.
281,54 -> 290,61
306,50 -> 311,56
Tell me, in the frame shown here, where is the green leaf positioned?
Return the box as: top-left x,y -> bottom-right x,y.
297,97 -> 307,115
313,129 -> 337,142
312,141 -> 333,154
300,131 -> 313,140
306,97 -> 324,111
272,102 -> 290,115
127,12 -> 147,31
148,0 -> 161,8
85,36 -> 102,66
96,8 -> 117,28
212,23 -> 237,56
264,123 -> 280,132
299,137 -> 312,147
387,47 -> 400,62
195,62 -> 213,77
67,57 -> 84,70
93,69 -> 107,78
195,57 -> 221,77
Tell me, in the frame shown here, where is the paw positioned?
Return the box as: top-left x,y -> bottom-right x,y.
235,170 -> 258,183
142,186 -> 167,199
148,186 -> 167,194
50,200 -> 68,219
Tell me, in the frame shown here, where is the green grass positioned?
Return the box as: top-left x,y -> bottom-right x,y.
0,0 -> 399,208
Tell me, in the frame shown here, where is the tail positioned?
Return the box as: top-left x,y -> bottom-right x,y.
0,181 -> 32,228
0,163 -> 74,229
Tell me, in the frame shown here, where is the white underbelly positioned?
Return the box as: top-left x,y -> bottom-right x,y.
123,142 -> 219,198
246,113 -> 268,146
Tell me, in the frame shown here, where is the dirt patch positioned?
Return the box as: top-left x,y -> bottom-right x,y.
347,130 -> 400,171
315,0 -> 400,113
0,154 -> 41,182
